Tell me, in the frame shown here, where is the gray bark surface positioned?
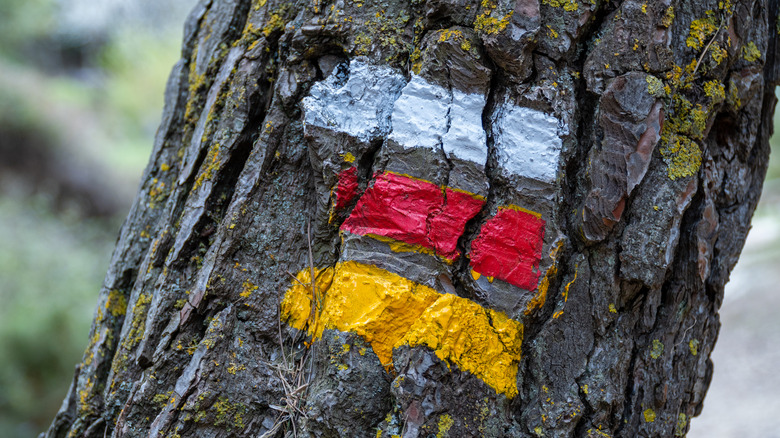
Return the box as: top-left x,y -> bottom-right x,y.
43,0 -> 778,437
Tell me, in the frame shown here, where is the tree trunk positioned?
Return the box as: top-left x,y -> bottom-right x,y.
43,0 -> 777,436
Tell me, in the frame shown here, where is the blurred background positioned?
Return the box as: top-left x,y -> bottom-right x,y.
0,0 -> 194,435
0,1 -> 777,436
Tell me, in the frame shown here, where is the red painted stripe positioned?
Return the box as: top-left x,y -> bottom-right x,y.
469,207 -> 545,290
341,172 -> 484,260
334,166 -> 359,210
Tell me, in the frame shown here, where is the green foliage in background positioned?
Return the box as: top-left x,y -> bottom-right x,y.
0,0 -> 56,61
0,197 -> 114,436
0,0 -> 188,436
95,30 -> 183,174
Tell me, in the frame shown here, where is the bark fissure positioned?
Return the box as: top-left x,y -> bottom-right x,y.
452,66 -> 500,298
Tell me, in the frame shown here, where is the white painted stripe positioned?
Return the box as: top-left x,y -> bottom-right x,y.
303,59 -> 406,143
442,90 -> 488,165
390,74 -> 488,166
305,66 -> 490,166
389,74 -> 450,150
494,105 -> 563,184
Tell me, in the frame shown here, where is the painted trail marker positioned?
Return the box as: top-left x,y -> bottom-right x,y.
340,172 -> 484,260
389,74 -> 488,166
281,261 -> 524,398
469,206 -> 546,291
494,104 -> 563,184
292,61 -> 566,399
303,59 -> 405,142
336,169 -> 547,290
333,166 -> 359,211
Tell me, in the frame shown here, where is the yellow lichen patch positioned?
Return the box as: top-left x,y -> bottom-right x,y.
646,75 -> 666,98
588,428 -> 612,438
343,152 -> 356,163
227,361 -> 246,375
546,25 -> 559,39
542,0 -> 579,12
281,261 -> 524,397
148,178 -> 168,209
658,88 -> 711,180
78,376 -> 95,416
212,396 -> 247,429
709,42 -> 728,64
410,48 -> 422,75
106,290 -> 128,317
437,29 -> 472,51
726,79 -> 741,109
236,21 -> 263,49
240,279 -> 258,298
123,293 -> 152,350
474,0 -> 513,35
675,413 -> 688,436
703,80 -> 725,103
719,0 -> 734,14
690,104 -> 708,139
661,6 -> 675,27
742,41 -> 761,62
608,303 -> 617,314
650,339 -> 664,359
262,13 -> 286,37
686,12 -> 718,51
350,9 -> 409,61
437,414 -> 454,437
194,143 -> 221,191
660,134 -> 702,180
152,391 -> 174,408
688,338 -> 700,356
643,408 -> 656,423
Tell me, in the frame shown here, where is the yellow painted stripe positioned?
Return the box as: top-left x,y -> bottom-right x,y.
525,239 -> 564,315
359,233 -> 456,263
280,261 -> 523,397
499,204 -> 543,219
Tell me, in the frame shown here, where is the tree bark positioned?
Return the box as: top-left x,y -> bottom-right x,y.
43,0 -> 777,436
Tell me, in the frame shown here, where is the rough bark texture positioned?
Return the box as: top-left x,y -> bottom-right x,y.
43,0 -> 778,437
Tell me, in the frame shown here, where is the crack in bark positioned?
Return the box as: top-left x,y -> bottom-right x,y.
451,67 -> 501,299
